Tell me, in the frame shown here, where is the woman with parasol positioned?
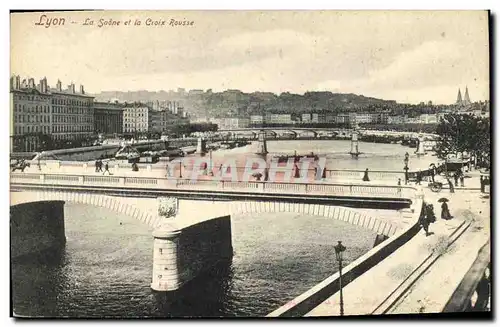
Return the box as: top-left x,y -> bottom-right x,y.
438,198 -> 452,220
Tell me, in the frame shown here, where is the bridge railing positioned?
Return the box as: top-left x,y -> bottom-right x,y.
35,160 -> 411,180
10,172 -> 418,200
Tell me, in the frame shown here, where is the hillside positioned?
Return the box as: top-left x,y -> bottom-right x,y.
92,90 -> 399,118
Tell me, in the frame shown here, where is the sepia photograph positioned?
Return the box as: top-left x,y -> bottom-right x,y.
8,9 -> 491,318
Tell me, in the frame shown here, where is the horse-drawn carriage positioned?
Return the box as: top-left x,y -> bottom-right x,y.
427,175 -> 449,192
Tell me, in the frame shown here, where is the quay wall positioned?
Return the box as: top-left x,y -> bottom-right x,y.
267,198 -> 423,317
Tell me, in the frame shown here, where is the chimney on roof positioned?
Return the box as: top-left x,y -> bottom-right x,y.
80,85 -> 85,94
56,80 -> 62,91
68,83 -> 75,94
28,78 -> 35,89
40,77 -> 48,93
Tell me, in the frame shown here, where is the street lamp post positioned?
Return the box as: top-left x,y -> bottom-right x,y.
404,152 -> 409,185
443,115 -> 462,177
179,160 -> 182,178
334,241 -> 347,316
209,150 -> 214,176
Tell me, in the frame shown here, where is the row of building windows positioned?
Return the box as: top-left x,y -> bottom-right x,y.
14,125 -> 51,135
52,115 -> 93,124
14,115 -> 51,123
52,125 -> 92,133
52,98 -> 92,107
13,124 -> 93,135
52,106 -> 93,115
124,123 -> 148,128
14,104 -> 50,113
15,95 -> 51,102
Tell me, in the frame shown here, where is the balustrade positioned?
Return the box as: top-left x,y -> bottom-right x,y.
10,172 -> 416,200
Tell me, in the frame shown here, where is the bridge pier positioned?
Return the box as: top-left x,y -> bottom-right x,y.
196,137 -> 207,155
255,130 -> 268,155
151,215 -> 233,292
349,131 -> 361,159
416,135 -> 426,156
10,201 -> 66,259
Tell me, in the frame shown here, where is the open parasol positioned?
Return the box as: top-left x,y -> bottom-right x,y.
438,198 -> 449,203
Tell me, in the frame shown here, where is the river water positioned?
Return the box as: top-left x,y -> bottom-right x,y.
11,140 -> 421,317
12,204 -> 377,317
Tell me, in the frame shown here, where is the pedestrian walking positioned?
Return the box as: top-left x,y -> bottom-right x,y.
447,178 -> 455,193
37,155 -> 41,171
397,178 -> 401,186
362,168 -> 370,182
294,164 -> 300,178
419,210 -> 431,236
416,170 -> 422,185
453,172 -> 459,187
95,160 -> 99,172
165,162 -> 170,177
480,175 -> 485,193
426,204 -> 436,223
430,164 -> 436,183
103,161 -> 112,175
97,160 -> 103,172
460,173 -> 465,187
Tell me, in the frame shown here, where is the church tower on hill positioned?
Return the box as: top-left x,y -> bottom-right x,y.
456,88 -> 462,104
456,87 -> 472,107
463,86 -> 471,105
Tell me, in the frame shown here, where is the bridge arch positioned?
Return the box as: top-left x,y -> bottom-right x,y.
10,190 -> 162,228
229,200 -> 400,237
265,130 -> 277,138
296,130 -> 318,138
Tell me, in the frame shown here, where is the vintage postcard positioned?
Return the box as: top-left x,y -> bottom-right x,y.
9,10 -> 491,318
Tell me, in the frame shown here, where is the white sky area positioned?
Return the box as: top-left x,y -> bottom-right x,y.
10,10 -> 489,104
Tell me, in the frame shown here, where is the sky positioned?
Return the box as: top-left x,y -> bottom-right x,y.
10,10 -> 490,104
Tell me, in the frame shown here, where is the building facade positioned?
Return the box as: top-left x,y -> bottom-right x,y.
387,115 -> 405,124
10,75 -> 94,152
123,105 -> 151,133
50,82 -> 94,143
210,117 -> 250,130
419,114 -> 439,124
150,110 -> 190,133
250,115 -> 264,125
267,114 -> 293,125
10,78 -> 52,151
94,101 -> 124,135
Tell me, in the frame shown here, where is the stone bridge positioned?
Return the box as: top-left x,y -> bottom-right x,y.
10,171 -> 422,293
